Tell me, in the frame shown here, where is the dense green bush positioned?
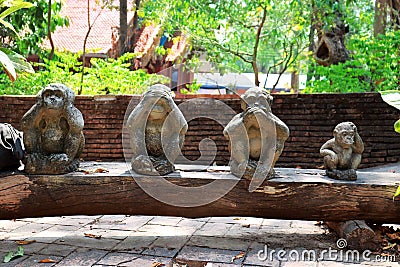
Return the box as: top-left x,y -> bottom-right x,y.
0,52 -> 169,95
305,31 -> 400,93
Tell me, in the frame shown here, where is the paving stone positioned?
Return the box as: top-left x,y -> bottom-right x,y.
85,216 -> 153,231
225,224 -> 262,240
0,220 -> 28,231
96,252 -> 140,265
20,241 -> 49,255
1,254 -> 29,267
81,229 -> 132,240
148,216 -> 183,226
14,254 -> 63,267
7,223 -> 53,240
194,222 -> 234,237
87,215 -> 128,230
243,242 -> 281,267
140,237 -> 186,257
187,236 -> 251,251
281,262 -> 318,267
0,231 -> 8,239
118,254 -> 173,266
56,248 -> 108,266
208,217 -> 263,226
113,235 -> 158,253
0,240 -> 19,252
142,246 -> 180,258
137,224 -> 196,236
54,236 -> 121,250
176,245 -> 245,264
176,218 -> 207,229
151,235 -> 190,249
262,219 -> 292,229
40,215 -> 100,226
31,224 -> 82,243
38,243 -> 77,257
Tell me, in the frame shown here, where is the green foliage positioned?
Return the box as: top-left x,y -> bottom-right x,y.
305,30 -> 400,93
0,0 -> 34,81
4,0 -> 68,56
380,90 -> 400,133
0,52 -> 169,95
304,59 -> 372,93
142,0 -> 310,79
180,79 -> 201,94
3,246 -> 23,263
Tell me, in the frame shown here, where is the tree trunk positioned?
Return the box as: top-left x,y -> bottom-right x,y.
47,0 -> 54,60
314,0 -> 349,66
119,0 -> 127,56
374,0 -> 387,37
1,163 -> 400,223
325,220 -> 379,251
128,0 -> 141,52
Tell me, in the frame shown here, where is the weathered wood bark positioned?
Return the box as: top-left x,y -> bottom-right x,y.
325,220 -> 379,251
1,162 -> 400,222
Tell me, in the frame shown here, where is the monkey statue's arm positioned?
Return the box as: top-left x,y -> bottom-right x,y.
21,103 -> 42,153
352,129 -> 364,154
269,114 -> 290,141
127,102 -> 150,160
64,106 -> 84,161
223,114 -> 249,165
162,104 -> 188,163
320,139 -> 337,157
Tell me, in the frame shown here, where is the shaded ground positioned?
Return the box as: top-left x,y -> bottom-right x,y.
0,215 -> 399,266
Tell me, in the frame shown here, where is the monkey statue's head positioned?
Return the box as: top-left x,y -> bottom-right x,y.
334,122 -> 357,149
142,84 -> 173,121
38,83 -> 75,111
241,87 -> 273,113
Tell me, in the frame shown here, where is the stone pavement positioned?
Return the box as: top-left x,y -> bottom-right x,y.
0,215 -> 398,267
1,163 -> 400,266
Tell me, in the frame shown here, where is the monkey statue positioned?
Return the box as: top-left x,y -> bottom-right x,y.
223,87 -> 290,180
21,83 -> 85,174
126,84 -> 188,175
320,122 -> 364,180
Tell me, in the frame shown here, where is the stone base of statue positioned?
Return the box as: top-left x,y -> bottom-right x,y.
131,155 -> 175,176
24,153 -> 80,175
230,159 -> 275,180
326,169 -> 357,181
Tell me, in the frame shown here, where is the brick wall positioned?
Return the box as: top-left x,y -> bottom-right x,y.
1,93 -> 399,169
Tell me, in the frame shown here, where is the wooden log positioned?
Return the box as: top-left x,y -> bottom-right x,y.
1,162 -> 400,222
325,220 -> 379,251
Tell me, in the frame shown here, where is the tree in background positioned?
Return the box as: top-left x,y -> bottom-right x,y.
0,0 -> 34,82
2,0 -> 68,57
141,0 -> 310,87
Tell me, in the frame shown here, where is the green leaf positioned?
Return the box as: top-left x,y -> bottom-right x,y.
15,246 -> 24,257
0,1 -> 33,19
380,90 -> 400,110
3,246 -> 24,263
393,185 -> 400,201
394,119 -> 400,134
0,50 -> 17,82
0,48 -> 35,74
0,17 -> 18,35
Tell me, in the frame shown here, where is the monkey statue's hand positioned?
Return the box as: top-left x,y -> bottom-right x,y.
323,152 -> 338,166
